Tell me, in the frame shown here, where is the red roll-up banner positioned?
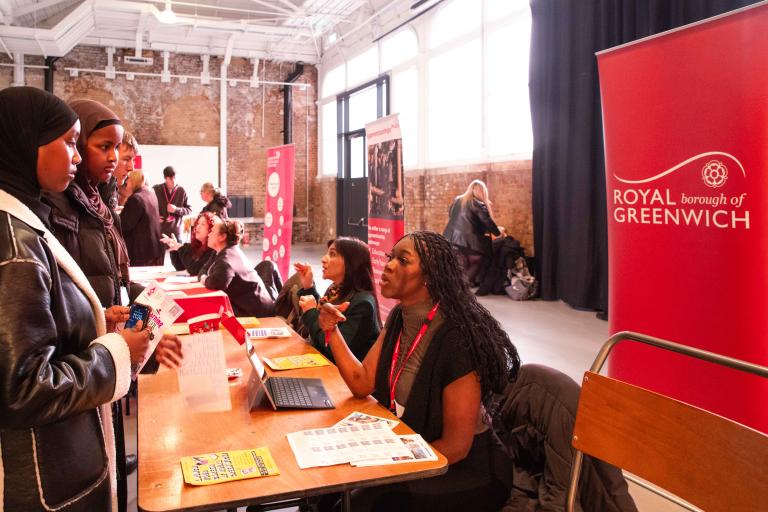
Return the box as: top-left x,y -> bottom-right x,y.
261,144 -> 295,282
598,3 -> 768,432
366,115 -> 405,319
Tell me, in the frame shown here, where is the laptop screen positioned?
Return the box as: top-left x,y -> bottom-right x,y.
246,341 -> 267,381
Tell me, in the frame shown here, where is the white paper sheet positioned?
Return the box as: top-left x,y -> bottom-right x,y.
131,281 -> 183,374
286,422 -> 412,469
177,331 -> 232,413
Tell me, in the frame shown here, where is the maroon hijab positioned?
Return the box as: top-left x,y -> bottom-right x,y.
68,99 -> 130,280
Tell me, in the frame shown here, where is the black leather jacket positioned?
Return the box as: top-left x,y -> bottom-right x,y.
43,184 -> 121,307
443,197 -> 500,256
0,209 -> 124,511
203,245 -> 274,317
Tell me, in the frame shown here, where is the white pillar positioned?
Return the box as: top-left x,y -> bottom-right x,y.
219,59 -> 228,193
12,52 -> 24,86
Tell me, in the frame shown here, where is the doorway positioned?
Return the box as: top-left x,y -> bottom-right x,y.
335,75 -> 389,242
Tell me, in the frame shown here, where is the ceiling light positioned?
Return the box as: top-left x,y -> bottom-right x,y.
157,0 -> 177,24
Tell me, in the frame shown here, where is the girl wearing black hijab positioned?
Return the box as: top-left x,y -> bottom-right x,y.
0,87 -> 152,511
43,99 -> 131,307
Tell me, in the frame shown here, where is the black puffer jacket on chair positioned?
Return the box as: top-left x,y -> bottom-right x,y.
495,364 -> 638,512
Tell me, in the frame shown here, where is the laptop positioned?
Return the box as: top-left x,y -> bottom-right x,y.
245,341 -> 334,410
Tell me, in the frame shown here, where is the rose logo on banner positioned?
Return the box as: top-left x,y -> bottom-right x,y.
701,160 -> 728,188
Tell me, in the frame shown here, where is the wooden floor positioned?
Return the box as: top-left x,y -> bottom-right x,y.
124,242 -> 689,512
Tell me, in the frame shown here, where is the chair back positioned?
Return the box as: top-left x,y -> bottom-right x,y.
572,371 -> 768,512
567,331 -> 768,512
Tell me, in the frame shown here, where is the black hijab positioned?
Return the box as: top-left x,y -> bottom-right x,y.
0,87 -> 78,218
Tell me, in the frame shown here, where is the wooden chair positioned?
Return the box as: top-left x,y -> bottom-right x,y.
566,331 -> 768,512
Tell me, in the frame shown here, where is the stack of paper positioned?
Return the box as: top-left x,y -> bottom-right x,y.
286,412 -> 437,469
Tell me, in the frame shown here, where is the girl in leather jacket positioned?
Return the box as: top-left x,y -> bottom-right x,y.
0,87 -> 153,512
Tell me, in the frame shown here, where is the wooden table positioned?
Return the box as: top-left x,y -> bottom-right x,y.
138,317 -> 448,512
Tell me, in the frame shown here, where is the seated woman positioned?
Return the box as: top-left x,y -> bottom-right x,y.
201,218 -> 274,317
293,237 -> 381,363
200,181 -> 231,219
119,170 -> 164,266
161,211 -> 217,276
318,231 -> 518,511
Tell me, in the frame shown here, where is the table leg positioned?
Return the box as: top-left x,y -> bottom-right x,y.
342,490 -> 351,512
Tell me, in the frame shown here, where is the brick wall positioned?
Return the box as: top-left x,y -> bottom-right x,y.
405,160 -> 534,253
0,48 -> 318,244
2,51 -> 533,252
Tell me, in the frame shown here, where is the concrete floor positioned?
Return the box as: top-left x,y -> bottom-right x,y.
125,242 -> 690,512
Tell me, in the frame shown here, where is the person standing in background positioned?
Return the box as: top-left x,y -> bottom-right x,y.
153,165 -> 191,241
100,131 -> 139,214
442,179 -> 501,292
200,181 -> 231,219
120,170 -> 164,266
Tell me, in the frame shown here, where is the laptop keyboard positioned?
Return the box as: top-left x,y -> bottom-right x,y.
268,377 -> 313,408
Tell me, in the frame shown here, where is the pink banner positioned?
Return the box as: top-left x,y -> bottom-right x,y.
598,4 -> 768,432
366,115 -> 405,319
261,144 -> 295,282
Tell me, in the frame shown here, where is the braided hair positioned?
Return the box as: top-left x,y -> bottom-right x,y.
407,230 -> 520,408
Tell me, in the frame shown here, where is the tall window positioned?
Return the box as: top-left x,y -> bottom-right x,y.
336,76 -> 390,178
487,4 -> 532,155
428,40 -> 482,162
321,101 -> 338,176
392,67 -> 418,167
318,0 -> 533,169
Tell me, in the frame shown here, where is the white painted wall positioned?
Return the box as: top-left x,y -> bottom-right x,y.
137,145 -> 219,216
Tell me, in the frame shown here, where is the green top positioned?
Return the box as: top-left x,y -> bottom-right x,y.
299,286 -> 380,363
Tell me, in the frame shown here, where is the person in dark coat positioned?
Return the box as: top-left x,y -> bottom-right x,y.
43,99 -> 131,308
293,237 -> 381,363
120,170 -> 164,266
100,130 -> 139,215
0,86 -> 153,512
496,364 -> 637,512
201,218 -> 274,317
161,211 -> 217,276
443,179 -> 501,288
153,165 -> 191,240
200,181 -> 231,219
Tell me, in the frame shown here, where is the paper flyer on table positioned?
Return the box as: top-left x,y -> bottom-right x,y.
351,434 -> 437,466
332,411 -> 399,430
262,353 -> 330,370
177,331 -> 232,412
247,327 -> 292,339
162,275 -> 201,285
180,447 -> 279,485
287,422 -> 411,469
132,280 -> 183,373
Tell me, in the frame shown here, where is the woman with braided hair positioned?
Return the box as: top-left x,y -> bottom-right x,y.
318,230 -> 518,511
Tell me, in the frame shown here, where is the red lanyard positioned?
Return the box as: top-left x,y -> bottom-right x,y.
388,302 -> 439,412
164,185 -> 177,212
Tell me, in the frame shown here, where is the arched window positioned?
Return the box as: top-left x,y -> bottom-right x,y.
347,47 -> 379,87
429,0 -> 481,50
322,63 -> 345,98
381,28 -> 418,71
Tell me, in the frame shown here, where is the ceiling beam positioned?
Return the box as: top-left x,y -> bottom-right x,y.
249,0 -> 295,16
10,0 -> 72,20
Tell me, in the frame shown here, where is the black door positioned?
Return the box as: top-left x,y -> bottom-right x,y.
337,130 -> 368,241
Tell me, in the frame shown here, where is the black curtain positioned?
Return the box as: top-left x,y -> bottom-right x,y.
529,0 -> 758,314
